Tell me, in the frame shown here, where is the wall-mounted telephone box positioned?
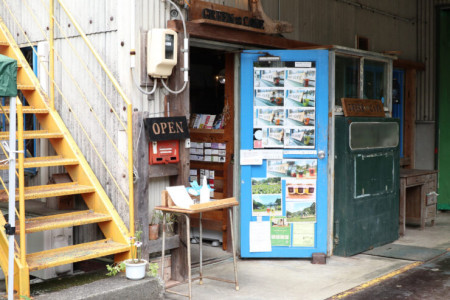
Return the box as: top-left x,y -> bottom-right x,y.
147,28 -> 178,78
144,116 -> 190,165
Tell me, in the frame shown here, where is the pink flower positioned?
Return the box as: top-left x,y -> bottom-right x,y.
134,241 -> 142,248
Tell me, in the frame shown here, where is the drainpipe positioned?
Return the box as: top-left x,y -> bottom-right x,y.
38,42 -> 49,185
7,97 -> 16,300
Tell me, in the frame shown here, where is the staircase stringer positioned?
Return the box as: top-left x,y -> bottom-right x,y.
0,18 -> 132,247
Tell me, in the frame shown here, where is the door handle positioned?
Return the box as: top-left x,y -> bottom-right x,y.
318,151 -> 326,159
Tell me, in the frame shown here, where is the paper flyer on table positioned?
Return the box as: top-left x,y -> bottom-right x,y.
166,186 -> 193,209
249,221 -> 272,252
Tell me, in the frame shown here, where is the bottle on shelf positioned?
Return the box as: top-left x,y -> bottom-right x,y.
200,176 -> 210,204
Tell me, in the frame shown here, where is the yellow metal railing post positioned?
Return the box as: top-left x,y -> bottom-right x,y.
49,0 -> 55,110
128,104 -> 134,237
17,100 -> 25,266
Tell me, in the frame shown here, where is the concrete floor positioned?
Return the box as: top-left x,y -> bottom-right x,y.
165,211 -> 450,300
0,212 -> 448,299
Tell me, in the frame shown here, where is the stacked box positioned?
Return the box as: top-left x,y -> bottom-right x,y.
202,143 -> 227,163
189,169 -> 198,183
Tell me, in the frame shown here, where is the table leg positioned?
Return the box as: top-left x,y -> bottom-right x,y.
161,212 -> 166,286
420,185 -> 426,230
185,214 -> 192,300
228,207 -> 239,291
199,212 -> 203,284
399,180 -> 406,236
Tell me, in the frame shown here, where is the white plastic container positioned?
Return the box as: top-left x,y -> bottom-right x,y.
200,176 -> 210,203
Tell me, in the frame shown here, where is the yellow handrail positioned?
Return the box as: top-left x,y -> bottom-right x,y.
49,0 -> 55,110
56,0 -> 134,235
1,0 -> 135,235
31,0 -> 128,131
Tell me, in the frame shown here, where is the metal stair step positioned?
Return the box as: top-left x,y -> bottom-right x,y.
0,130 -> 64,140
27,239 -> 130,271
0,156 -> 78,170
17,210 -> 112,234
0,182 -> 95,202
0,106 -> 48,114
17,84 -> 35,91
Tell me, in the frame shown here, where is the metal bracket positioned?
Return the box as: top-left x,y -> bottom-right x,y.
4,223 -> 15,236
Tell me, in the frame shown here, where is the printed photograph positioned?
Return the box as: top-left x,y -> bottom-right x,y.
254,89 -> 284,106
267,159 -> 317,178
254,108 -> 285,127
285,108 -> 315,127
285,128 -> 315,148
252,194 -> 283,216
285,89 -> 315,108
254,69 -> 285,88
285,69 -> 316,88
285,179 -> 316,201
286,201 -> 316,222
267,128 -> 285,147
252,177 -> 282,195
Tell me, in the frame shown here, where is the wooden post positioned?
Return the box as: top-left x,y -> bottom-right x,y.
168,32 -> 190,282
133,111 -> 150,259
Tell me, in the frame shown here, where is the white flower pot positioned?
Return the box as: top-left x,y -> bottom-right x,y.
125,259 -> 147,280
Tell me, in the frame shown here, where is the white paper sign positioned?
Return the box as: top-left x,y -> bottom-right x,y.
240,150 -> 263,165
257,150 -> 283,160
283,150 -> 317,155
295,62 -> 312,68
166,186 -> 193,209
249,221 -> 272,252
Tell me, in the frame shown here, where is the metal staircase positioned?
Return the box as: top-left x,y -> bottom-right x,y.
0,15 -> 132,297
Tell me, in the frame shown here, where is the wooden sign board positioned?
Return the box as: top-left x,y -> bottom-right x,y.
189,0 -> 293,34
144,116 -> 190,141
341,98 -> 385,117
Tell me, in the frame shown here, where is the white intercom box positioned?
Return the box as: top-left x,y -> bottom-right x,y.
147,28 -> 178,78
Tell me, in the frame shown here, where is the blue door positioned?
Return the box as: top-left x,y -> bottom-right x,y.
240,50 -> 329,258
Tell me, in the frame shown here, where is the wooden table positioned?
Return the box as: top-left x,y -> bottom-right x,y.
155,193 -> 239,299
399,169 -> 438,235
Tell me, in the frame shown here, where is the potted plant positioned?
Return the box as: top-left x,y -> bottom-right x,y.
149,210 -> 162,240
124,229 -> 147,280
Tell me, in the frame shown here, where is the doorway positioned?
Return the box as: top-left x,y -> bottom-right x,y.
188,46 -> 235,263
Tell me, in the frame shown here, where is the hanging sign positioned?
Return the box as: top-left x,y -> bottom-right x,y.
144,116 -> 190,141
341,98 -> 385,117
189,0 -> 293,34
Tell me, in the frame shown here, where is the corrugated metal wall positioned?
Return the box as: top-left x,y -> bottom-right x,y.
1,0 -> 444,217
135,0 -> 171,212
260,0 -> 418,60
0,0 -> 131,220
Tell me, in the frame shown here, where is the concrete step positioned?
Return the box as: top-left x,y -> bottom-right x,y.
33,274 -> 164,300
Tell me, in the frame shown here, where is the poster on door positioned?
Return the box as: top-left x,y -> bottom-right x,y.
253,64 -> 316,149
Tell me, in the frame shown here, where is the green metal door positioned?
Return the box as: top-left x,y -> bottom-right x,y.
333,117 -> 400,256
438,9 -> 450,210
